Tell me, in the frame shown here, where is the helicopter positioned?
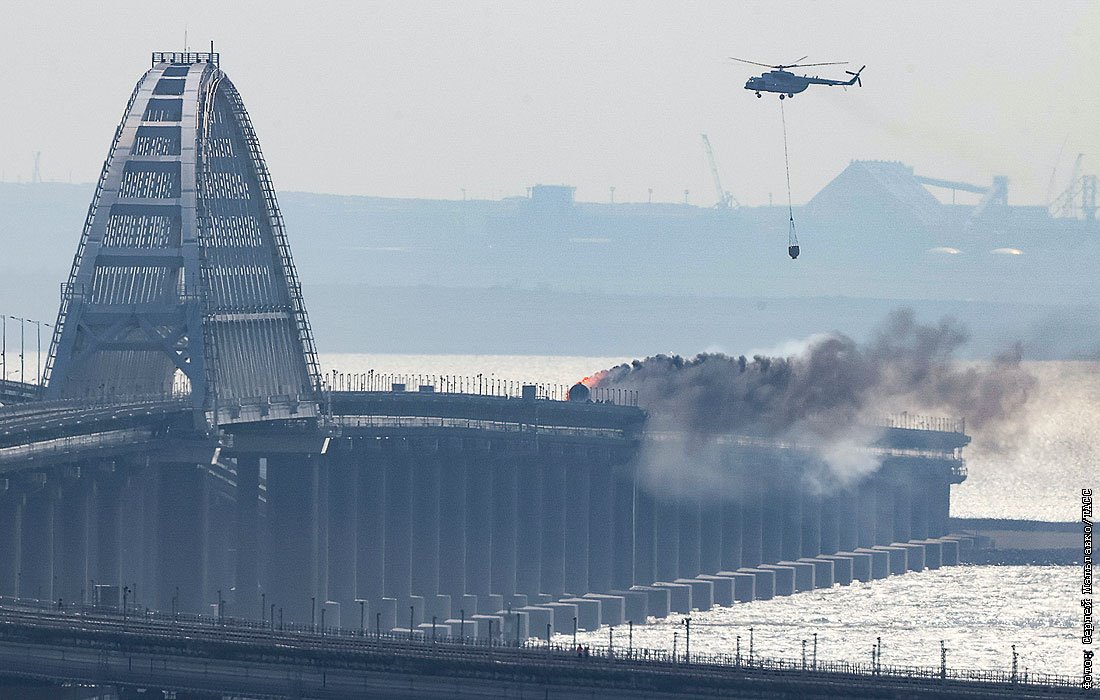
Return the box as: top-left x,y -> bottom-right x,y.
731,57 -> 864,99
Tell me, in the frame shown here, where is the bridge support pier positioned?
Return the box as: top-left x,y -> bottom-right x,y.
720,499 -> 742,572
94,470 -> 122,594
740,491 -> 763,567
356,443 -> 386,606
514,454 -> 541,597
57,476 -> 90,604
857,480 -> 876,548
489,456 -> 515,603
632,487 -> 656,587
157,464 -> 208,614
677,491 -> 702,579
19,483 -> 57,601
781,492 -> 802,561
699,497 -> 722,576
411,453 -> 442,613
234,456 -> 261,615
465,451 -> 493,609
266,455 -> 321,624
838,489 -> 860,553
874,478 -> 896,546
820,493 -> 840,555
760,492 -> 783,563
539,456 -> 566,597
563,457 -> 590,595
0,492 -> 22,596
438,447 -> 466,604
610,462 -> 635,591
801,495 -> 822,558
653,494 -> 679,582
384,451 -> 413,605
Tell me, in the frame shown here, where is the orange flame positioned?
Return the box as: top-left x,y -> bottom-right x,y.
566,370 -> 609,400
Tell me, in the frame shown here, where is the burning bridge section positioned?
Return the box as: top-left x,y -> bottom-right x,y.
0,388 -> 969,639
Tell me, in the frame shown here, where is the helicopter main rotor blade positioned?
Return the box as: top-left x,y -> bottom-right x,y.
789,61 -> 848,68
788,55 -> 809,65
729,56 -> 776,68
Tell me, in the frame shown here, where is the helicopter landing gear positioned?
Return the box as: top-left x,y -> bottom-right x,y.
779,94 -> 785,100
756,92 -> 761,98
788,93 -> 794,98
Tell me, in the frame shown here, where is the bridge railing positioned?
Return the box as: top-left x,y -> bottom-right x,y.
0,596 -> 1079,690
333,415 -> 628,440
0,392 -> 190,419
879,412 -> 965,434
323,370 -> 639,407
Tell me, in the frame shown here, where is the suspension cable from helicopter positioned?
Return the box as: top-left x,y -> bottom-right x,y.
779,99 -> 800,259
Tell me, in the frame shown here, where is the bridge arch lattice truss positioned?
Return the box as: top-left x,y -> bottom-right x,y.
43,53 -> 322,425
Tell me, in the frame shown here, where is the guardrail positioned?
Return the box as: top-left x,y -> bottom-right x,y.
322,370 -> 639,407
0,597 -> 1079,691
333,415 -> 629,440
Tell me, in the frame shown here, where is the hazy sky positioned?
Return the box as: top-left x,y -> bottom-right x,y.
0,1 -> 1096,205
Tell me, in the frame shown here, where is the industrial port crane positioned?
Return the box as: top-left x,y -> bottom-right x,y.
701,134 -> 738,209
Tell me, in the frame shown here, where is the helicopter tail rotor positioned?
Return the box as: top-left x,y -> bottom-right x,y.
845,65 -> 865,87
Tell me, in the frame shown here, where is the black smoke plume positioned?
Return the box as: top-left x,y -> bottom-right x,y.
594,309 -> 1034,495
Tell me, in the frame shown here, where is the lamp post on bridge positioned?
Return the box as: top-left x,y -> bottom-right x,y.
11,316 -> 24,384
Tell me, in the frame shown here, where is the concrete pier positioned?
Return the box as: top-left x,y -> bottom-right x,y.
818,554 -> 854,585
918,539 -> 943,569
490,458 -> 517,600
797,557 -> 835,589
609,589 -> 649,623
837,551 -> 872,582
896,542 -> 926,571
697,574 -> 734,606
757,564 -> 795,596
653,581 -> 692,613
584,593 -> 625,626
629,585 -> 671,619
515,454 -> 541,597
873,544 -> 909,575
854,548 -> 890,579
540,458 -> 566,598
777,560 -> 815,593
735,568 -> 775,600
562,597 -> 600,630
463,454 -> 492,604
718,571 -> 756,602
158,464 -> 207,614
564,460 -> 591,596
675,577 -> 713,611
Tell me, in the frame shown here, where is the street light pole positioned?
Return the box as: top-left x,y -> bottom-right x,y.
683,617 -> 691,663
14,317 -> 24,383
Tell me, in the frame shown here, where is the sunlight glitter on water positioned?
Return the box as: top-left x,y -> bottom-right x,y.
559,566 -> 1079,677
